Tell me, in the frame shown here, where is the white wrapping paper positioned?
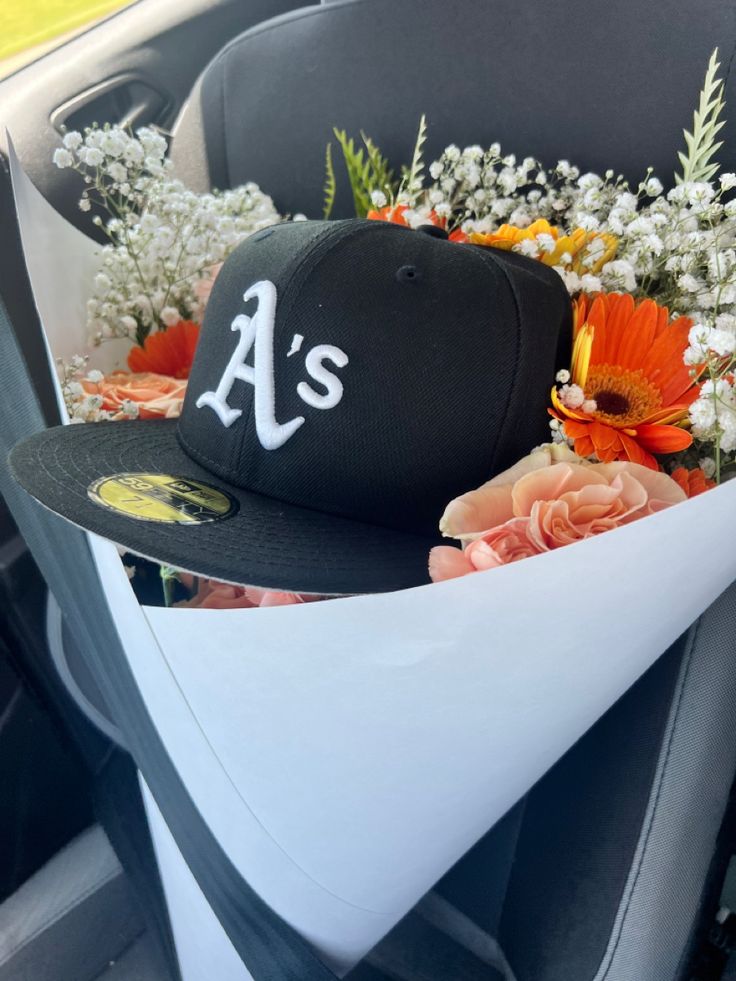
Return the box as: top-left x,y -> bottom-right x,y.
7,139 -> 129,392
10,139 -> 736,975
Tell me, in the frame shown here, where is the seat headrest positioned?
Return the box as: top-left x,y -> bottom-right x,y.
172,0 -> 736,217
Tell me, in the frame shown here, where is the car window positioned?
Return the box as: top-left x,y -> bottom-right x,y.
0,0 -> 140,78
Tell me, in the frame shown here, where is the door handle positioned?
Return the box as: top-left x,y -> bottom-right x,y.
51,74 -> 172,134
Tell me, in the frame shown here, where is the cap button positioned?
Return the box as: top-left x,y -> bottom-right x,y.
416,224 -> 449,240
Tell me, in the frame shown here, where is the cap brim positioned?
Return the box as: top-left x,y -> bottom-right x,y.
9,420 -> 443,595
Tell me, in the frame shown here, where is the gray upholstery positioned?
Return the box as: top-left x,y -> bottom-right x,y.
171,0 -> 736,217
495,590 -> 736,980
46,591 -> 126,747
437,801 -> 526,939
94,933 -> 167,981
416,892 -> 514,979
363,904 -> 506,981
590,584 -> 736,980
0,825 -> 144,981
347,890 -> 515,981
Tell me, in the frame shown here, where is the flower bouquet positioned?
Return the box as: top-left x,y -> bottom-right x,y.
6,48 -> 736,975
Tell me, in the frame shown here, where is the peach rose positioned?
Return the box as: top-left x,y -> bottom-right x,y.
440,442 -> 584,539
175,577 -> 327,609
430,518 -> 539,581
193,262 -> 223,319
430,456 -> 687,582
244,586 -> 316,607
176,579 -> 257,609
82,371 -> 187,419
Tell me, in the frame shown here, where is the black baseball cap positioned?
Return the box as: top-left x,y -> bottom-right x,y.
9,219 -> 572,594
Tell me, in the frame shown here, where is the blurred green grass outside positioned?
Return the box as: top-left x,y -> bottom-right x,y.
0,0 -> 133,63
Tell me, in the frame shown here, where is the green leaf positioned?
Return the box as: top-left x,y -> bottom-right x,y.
333,127 -> 373,216
400,114 -> 428,205
361,131 -> 396,197
323,142 -> 337,220
160,565 -> 181,607
676,48 -> 726,184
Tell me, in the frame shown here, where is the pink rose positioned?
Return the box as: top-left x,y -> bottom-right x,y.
430,455 -> 686,582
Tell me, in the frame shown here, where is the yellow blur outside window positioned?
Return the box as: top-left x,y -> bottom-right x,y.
0,1 -> 137,77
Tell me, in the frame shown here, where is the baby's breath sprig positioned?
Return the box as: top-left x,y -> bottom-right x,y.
53,124 -> 281,346
57,355 -> 123,422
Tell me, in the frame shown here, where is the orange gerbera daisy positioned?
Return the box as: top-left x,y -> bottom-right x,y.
471,218 -> 617,274
550,293 -> 698,469
366,204 -> 468,241
127,320 -> 200,379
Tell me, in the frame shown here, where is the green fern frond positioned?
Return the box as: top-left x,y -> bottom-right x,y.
402,114 -> 428,204
323,142 -> 337,220
333,128 -> 373,217
328,121 -> 425,215
361,131 -> 396,196
676,48 -> 726,185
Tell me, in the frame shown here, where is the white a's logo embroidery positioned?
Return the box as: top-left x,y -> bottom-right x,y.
196,280 -> 349,450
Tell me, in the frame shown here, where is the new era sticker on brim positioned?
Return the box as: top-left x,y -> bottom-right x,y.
88,473 -> 239,525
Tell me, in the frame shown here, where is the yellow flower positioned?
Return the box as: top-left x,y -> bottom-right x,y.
471,218 -> 617,274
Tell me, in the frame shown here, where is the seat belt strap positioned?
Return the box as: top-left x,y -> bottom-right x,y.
0,296 -> 337,981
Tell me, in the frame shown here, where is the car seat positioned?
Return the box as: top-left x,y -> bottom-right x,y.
170,1 -> 736,977
2,0 -> 736,978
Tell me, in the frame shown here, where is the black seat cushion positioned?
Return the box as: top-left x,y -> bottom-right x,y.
498,639 -> 683,979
